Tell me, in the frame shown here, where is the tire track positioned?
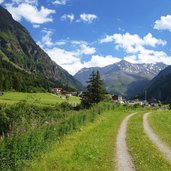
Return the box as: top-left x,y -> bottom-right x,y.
116,113 -> 136,171
143,112 -> 171,163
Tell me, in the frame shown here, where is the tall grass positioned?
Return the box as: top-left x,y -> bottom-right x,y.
0,101 -> 114,170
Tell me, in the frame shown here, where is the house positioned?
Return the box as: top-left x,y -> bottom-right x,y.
53,88 -> 63,94
148,98 -> 159,107
112,95 -> 124,103
127,99 -> 149,106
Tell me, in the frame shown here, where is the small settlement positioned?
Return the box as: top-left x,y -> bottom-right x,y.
111,94 -> 159,107
52,87 -> 82,97
52,87 -> 159,107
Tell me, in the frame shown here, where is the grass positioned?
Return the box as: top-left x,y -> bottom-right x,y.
148,110 -> 171,147
0,92 -> 80,105
0,102 -> 114,171
26,109 -> 130,171
127,113 -> 171,171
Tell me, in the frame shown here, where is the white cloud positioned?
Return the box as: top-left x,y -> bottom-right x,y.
100,34 -> 116,43
69,40 -> 96,55
55,41 -> 67,46
37,29 -> 55,48
11,0 -> 38,5
45,47 -> 82,74
48,47 -> 171,75
33,24 -> 40,28
78,43 -> 96,55
78,13 -> 98,24
154,15 -> 171,31
61,14 -> 74,23
5,3 -> 55,24
38,32 -> 96,55
143,33 -> 166,47
99,32 -> 171,67
46,48 -> 79,65
124,49 -> 171,65
100,33 -> 166,54
83,55 -> 121,68
46,47 -> 120,75
0,0 -> 4,4
41,29 -> 54,47
52,0 -> 67,5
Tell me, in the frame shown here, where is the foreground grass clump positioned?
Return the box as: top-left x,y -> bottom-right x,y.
27,107 -> 130,171
0,101 -> 114,171
149,110 -> 171,147
0,92 -> 80,105
127,113 -> 171,171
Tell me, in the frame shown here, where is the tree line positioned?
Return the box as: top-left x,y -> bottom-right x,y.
0,58 -> 72,92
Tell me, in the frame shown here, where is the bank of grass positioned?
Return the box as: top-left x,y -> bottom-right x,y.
148,110 -> 171,147
0,92 -> 80,105
27,108 -> 129,171
0,102 -> 116,171
127,113 -> 171,171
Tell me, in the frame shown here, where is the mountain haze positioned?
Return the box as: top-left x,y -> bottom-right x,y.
0,6 -> 82,91
75,60 -> 167,97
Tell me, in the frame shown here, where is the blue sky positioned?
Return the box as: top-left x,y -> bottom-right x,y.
1,0 -> 171,74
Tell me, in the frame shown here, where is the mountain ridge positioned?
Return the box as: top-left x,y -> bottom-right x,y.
74,60 -> 168,97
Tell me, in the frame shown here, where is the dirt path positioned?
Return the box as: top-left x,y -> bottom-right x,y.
116,113 -> 136,171
143,113 -> 171,163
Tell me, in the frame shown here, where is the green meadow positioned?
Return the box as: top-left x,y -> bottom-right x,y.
127,113 -> 171,171
0,92 -> 80,105
149,110 -> 171,147
27,109 -> 129,171
1,96 -> 171,171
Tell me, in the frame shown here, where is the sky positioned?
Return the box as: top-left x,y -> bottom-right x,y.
1,0 -> 171,75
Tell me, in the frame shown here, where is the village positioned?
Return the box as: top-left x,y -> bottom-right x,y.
0,87 -> 160,107
52,88 -> 160,107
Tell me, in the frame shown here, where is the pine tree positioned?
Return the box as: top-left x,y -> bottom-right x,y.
81,71 -> 106,108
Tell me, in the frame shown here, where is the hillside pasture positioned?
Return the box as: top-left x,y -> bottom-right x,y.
0,92 -> 80,105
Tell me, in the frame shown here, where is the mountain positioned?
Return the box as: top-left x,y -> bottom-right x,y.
0,6 -> 82,92
146,66 -> 171,101
74,60 -> 167,98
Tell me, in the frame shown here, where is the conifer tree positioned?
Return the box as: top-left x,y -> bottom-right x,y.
81,70 -> 106,108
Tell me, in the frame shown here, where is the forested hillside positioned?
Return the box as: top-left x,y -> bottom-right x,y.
147,66 -> 171,101
0,6 -> 82,91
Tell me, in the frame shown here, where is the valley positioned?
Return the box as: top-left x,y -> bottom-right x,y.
0,1 -> 171,171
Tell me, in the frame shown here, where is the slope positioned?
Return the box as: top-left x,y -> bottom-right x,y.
0,6 -> 82,91
146,66 -> 171,101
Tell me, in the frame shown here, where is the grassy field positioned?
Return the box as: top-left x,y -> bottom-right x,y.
1,96 -> 170,171
127,113 -> 171,171
148,110 -> 171,147
26,108 -> 132,171
0,92 -> 80,105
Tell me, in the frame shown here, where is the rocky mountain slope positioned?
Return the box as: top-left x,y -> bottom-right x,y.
0,6 -> 82,91
74,60 -> 167,97
146,66 -> 171,101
